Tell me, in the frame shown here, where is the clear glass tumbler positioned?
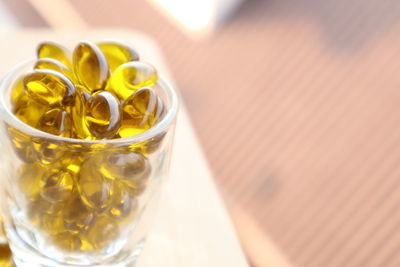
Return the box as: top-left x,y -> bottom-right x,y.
0,60 -> 179,267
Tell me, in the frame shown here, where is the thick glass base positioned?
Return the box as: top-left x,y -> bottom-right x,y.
6,224 -> 144,267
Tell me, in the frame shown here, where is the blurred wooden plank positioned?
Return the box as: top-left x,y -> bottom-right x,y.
232,206 -> 294,267
0,29 -> 249,267
0,1 -> 19,31
1,0 -> 46,27
27,0 -> 87,30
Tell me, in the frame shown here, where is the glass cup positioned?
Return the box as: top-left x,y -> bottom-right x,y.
0,60 -> 179,267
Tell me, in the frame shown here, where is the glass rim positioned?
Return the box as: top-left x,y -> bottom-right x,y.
0,59 -> 179,145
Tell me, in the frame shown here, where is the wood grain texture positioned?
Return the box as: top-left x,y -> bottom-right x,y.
0,29 -> 249,267
1,0 -> 46,27
27,0 -> 87,30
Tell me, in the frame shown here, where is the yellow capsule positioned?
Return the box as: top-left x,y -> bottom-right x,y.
37,108 -> 72,137
13,93 -> 49,127
63,194 -> 94,233
135,132 -> 166,156
23,69 -> 76,107
34,58 -> 75,82
100,151 -> 151,185
119,87 -> 162,137
98,41 -> 139,72
57,152 -> 84,174
84,215 -> 119,250
27,196 -> 64,226
32,139 -> 66,165
109,182 -> 138,221
37,41 -> 72,67
51,232 -> 84,252
28,196 -> 64,217
7,126 -> 36,163
40,169 -> 74,203
17,163 -> 45,200
39,212 -> 67,235
108,61 -> 158,100
76,84 -> 92,98
73,41 -> 109,92
71,86 -> 93,140
78,157 -> 114,211
10,76 -> 24,105
84,91 -> 121,139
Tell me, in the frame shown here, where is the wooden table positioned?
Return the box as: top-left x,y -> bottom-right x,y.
0,29 -> 249,267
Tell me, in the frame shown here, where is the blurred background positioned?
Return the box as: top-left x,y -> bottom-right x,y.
1,0 -> 400,266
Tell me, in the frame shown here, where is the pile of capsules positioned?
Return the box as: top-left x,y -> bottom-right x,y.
7,41 -> 166,252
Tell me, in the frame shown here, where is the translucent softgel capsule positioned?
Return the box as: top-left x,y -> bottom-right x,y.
40,169 -> 74,203
71,86 -> 92,139
73,41 -> 109,92
63,194 -> 94,233
17,163 -> 45,200
10,76 -> 24,105
84,215 -> 119,250
84,91 -> 121,139
7,126 -> 36,162
32,139 -> 66,165
51,232 -> 83,252
109,182 -> 138,221
98,41 -> 139,72
26,189 -> 64,228
24,69 -> 76,107
101,151 -> 151,194
108,61 -> 158,100
13,93 -> 48,127
135,132 -> 167,156
37,108 -> 72,137
119,87 -> 163,137
28,196 -> 64,221
101,151 -> 150,180
39,213 -> 67,235
37,41 -> 72,67
57,152 -> 84,174
78,157 -> 114,211
27,198 -> 51,226
34,58 -> 75,82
